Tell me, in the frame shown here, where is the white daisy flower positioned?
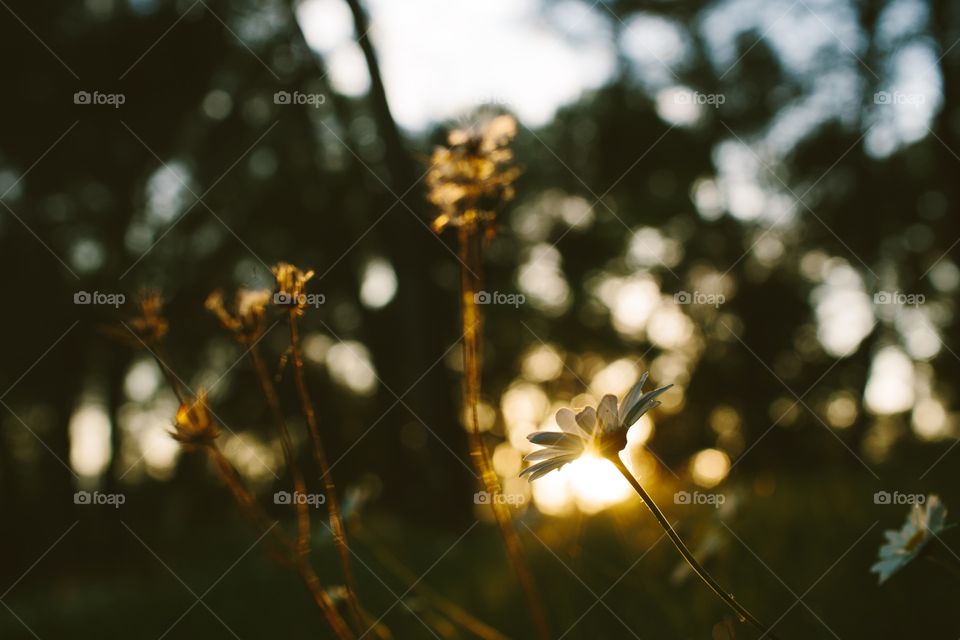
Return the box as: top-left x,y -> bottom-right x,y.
871,494 -> 952,584
520,373 -> 672,481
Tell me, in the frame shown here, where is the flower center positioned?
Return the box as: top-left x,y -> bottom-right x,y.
903,529 -> 927,553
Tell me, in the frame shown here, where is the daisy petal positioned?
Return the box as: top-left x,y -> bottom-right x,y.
523,449 -> 564,462
520,454 -> 579,481
556,408 -> 580,434
575,406 -> 597,433
527,431 -> 586,450
598,395 -> 619,432
870,558 -> 904,584
620,372 -> 649,420
623,384 -> 673,428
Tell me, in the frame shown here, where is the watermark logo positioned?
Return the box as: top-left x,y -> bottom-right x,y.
674,490 -> 725,508
873,91 -> 925,107
74,490 -> 126,508
873,291 -> 924,307
874,491 -> 925,506
674,291 -> 725,308
274,91 -> 326,108
274,491 -> 326,507
273,292 -> 326,308
74,90 -> 126,108
474,291 -> 525,308
476,93 -> 510,106
473,490 -> 525,506
74,290 -> 126,308
674,91 -> 725,108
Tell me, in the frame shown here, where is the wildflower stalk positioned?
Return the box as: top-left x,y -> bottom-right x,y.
608,455 -> 780,640
287,309 -> 366,633
355,522 -> 511,640
151,344 -> 187,404
162,381 -> 354,639
131,299 -> 356,640
251,346 -> 394,638
457,227 -> 551,640
250,343 -> 312,558
205,443 -> 356,640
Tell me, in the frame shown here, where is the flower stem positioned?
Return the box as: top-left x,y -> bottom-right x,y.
207,443 -> 356,640
143,345 -> 355,639
355,523 -> 511,640
287,311 -> 366,633
457,227 -> 551,640
250,343 -> 312,559
609,455 -> 780,640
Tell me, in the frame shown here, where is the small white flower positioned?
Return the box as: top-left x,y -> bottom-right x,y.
520,373 -> 672,481
871,494 -> 952,584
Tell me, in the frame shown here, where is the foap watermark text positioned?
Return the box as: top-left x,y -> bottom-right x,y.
474,490 -> 525,506
74,90 -> 125,108
873,291 -> 924,307
74,490 -> 126,508
874,491 -> 925,506
274,292 -> 326,308
274,491 -> 326,507
274,91 -> 326,108
474,291 -> 525,308
674,291 -> 725,308
75,291 -> 126,308
674,490 -> 725,508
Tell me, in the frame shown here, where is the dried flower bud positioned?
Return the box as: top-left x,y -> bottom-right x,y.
171,390 -> 219,446
427,114 -> 520,234
106,289 -> 169,348
205,288 -> 271,343
272,262 -> 315,316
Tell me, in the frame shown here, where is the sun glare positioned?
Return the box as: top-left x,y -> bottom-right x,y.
530,453 -> 632,515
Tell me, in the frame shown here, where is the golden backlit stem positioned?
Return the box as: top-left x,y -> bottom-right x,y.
457,225 -> 551,640
152,344 -> 187,405
608,455 -> 780,640
287,310 -> 367,634
250,343 -> 312,559
206,444 -> 356,640
297,564 -> 359,640
207,445 -> 293,554
146,339 -> 354,639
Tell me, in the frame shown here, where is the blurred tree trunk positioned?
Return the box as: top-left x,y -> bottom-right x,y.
343,0 -> 472,520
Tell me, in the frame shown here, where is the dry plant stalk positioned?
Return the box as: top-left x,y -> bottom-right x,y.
355,523 -> 510,640
427,115 -> 551,640
122,292 -> 356,640
206,289 -> 312,558
272,262 -> 367,633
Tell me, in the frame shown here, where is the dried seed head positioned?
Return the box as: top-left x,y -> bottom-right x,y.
427,114 -> 520,235
112,289 -> 169,348
205,288 -> 270,343
171,389 -> 219,446
272,262 -> 315,315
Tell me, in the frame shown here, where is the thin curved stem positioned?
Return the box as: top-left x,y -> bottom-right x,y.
354,523 -> 510,640
609,455 -> 780,640
143,339 -> 355,638
207,443 -> 356,640
288,312 -> 366,633
457,228 -> 551,640
250,343 -> 312,559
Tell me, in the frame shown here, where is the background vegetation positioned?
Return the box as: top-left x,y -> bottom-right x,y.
1,0 -> 959,637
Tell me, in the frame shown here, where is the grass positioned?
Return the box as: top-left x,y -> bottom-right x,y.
6,457 -> 958,639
